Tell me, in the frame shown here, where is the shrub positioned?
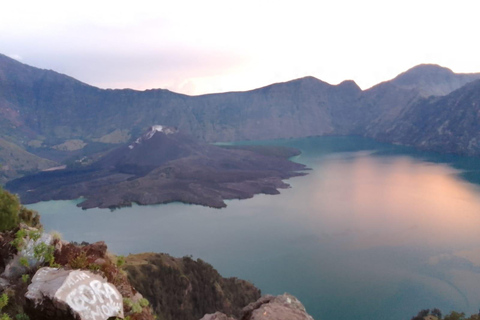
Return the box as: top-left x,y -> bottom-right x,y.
33,242 -> 55,267
0,293 -> 8,310
69,251 -> 89,269
0,188 -> 20,232
21,274 -> 30,284
0,188 -> 41,232
19,257 -> 29,268
116,255 -> 125,267
139,298 -> 149,307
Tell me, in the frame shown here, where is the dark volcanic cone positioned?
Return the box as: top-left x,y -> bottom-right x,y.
7,126 -> 308,209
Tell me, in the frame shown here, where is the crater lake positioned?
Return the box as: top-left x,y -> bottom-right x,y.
28,136 -> 480,320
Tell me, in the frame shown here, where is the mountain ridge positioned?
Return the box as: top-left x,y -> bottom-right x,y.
1,54 -> 480,183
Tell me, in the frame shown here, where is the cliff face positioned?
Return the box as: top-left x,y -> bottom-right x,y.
124,253 -> 261,320
364,80 -> 480,155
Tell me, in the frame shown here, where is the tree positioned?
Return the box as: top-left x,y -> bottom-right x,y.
444,311 -> 466,320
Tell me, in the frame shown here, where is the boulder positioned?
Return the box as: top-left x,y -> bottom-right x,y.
25,267 -> 123,320
240,294 -> 314,320
200,294 -> 314,320
2,229 -> 53,279
200,312 -> 236,320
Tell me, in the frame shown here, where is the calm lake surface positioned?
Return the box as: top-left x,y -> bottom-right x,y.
28,136 -> 480,320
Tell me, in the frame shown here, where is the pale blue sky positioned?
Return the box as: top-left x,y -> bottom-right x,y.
1,0 -> 479,95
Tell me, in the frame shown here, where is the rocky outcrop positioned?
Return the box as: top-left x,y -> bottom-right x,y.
124,253 -> 261,320
2,227 -> 53,279
0,205 -> 155,320
200,312 -> 236,320
25,267 -> 124,320
365,79 -> 480,156
201,294 -> 314,320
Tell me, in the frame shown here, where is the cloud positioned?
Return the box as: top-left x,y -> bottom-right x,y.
1,0 -> 480,94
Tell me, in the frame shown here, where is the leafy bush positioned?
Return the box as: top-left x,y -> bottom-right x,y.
33,242 -> 55,267
0,294 -> 8,311
0,188 -> 20,232
21,274 -> 30,284
0,188 -> 41,232
69,251 -> 89,269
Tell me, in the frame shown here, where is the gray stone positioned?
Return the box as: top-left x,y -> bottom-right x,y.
199,312 -> 236,320
0,277 -> 10,291
241,293 -> 314,320
2,229 -> 53,279
26,267 -> 124,320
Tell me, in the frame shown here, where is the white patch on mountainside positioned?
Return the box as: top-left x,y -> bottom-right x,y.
128,125 -> 177,149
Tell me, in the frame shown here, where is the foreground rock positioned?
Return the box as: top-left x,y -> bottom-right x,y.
2,227 -> 53,279
201,294 -> 314,320
200,312 -> 236,320
25,267 -> 124,320
124,253 -> 261,320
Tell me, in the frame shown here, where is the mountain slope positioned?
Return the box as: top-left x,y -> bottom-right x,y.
365,79 -> 480,155
0,137 -> 56,184
1,53 -> 480,184
390,64 -> 480,97
124,253 -> 261,320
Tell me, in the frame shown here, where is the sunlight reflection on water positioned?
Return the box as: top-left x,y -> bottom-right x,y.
28,137 -> 480,320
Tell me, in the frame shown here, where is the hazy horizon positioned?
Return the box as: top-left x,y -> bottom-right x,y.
2,0 -> 480,95
2,53 -> 475,97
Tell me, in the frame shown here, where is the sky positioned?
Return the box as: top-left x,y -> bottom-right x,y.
1,0 -> 480,95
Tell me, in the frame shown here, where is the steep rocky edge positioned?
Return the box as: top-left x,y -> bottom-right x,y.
6,126 -> 308,209
124,253 -> 261,320
2,53 -> 480,183
0,188 -> 267,320
365,79 -> 480,156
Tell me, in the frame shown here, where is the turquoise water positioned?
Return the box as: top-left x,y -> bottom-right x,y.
28,137 -> 480,320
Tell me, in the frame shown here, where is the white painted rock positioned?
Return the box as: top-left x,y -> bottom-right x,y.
26,267 -> 124,320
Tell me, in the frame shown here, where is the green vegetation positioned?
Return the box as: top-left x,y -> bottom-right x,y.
123,298 -> 144,314
33,242 -> 55,267
21,274 -> 29,284
412,309 -> 480,320
139,298 -> 150,308
18,257 -> 28,268
0,294 -> 11,320
0,188 -> 40,232
0,188 -> 20,232
116,255 -> 125,267
124,253 -> 260,320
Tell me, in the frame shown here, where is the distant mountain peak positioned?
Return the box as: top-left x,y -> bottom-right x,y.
390,63 -> 480,96
404,63 -> 454,73
338,79 -> 361,91
128,125 -> 177,150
